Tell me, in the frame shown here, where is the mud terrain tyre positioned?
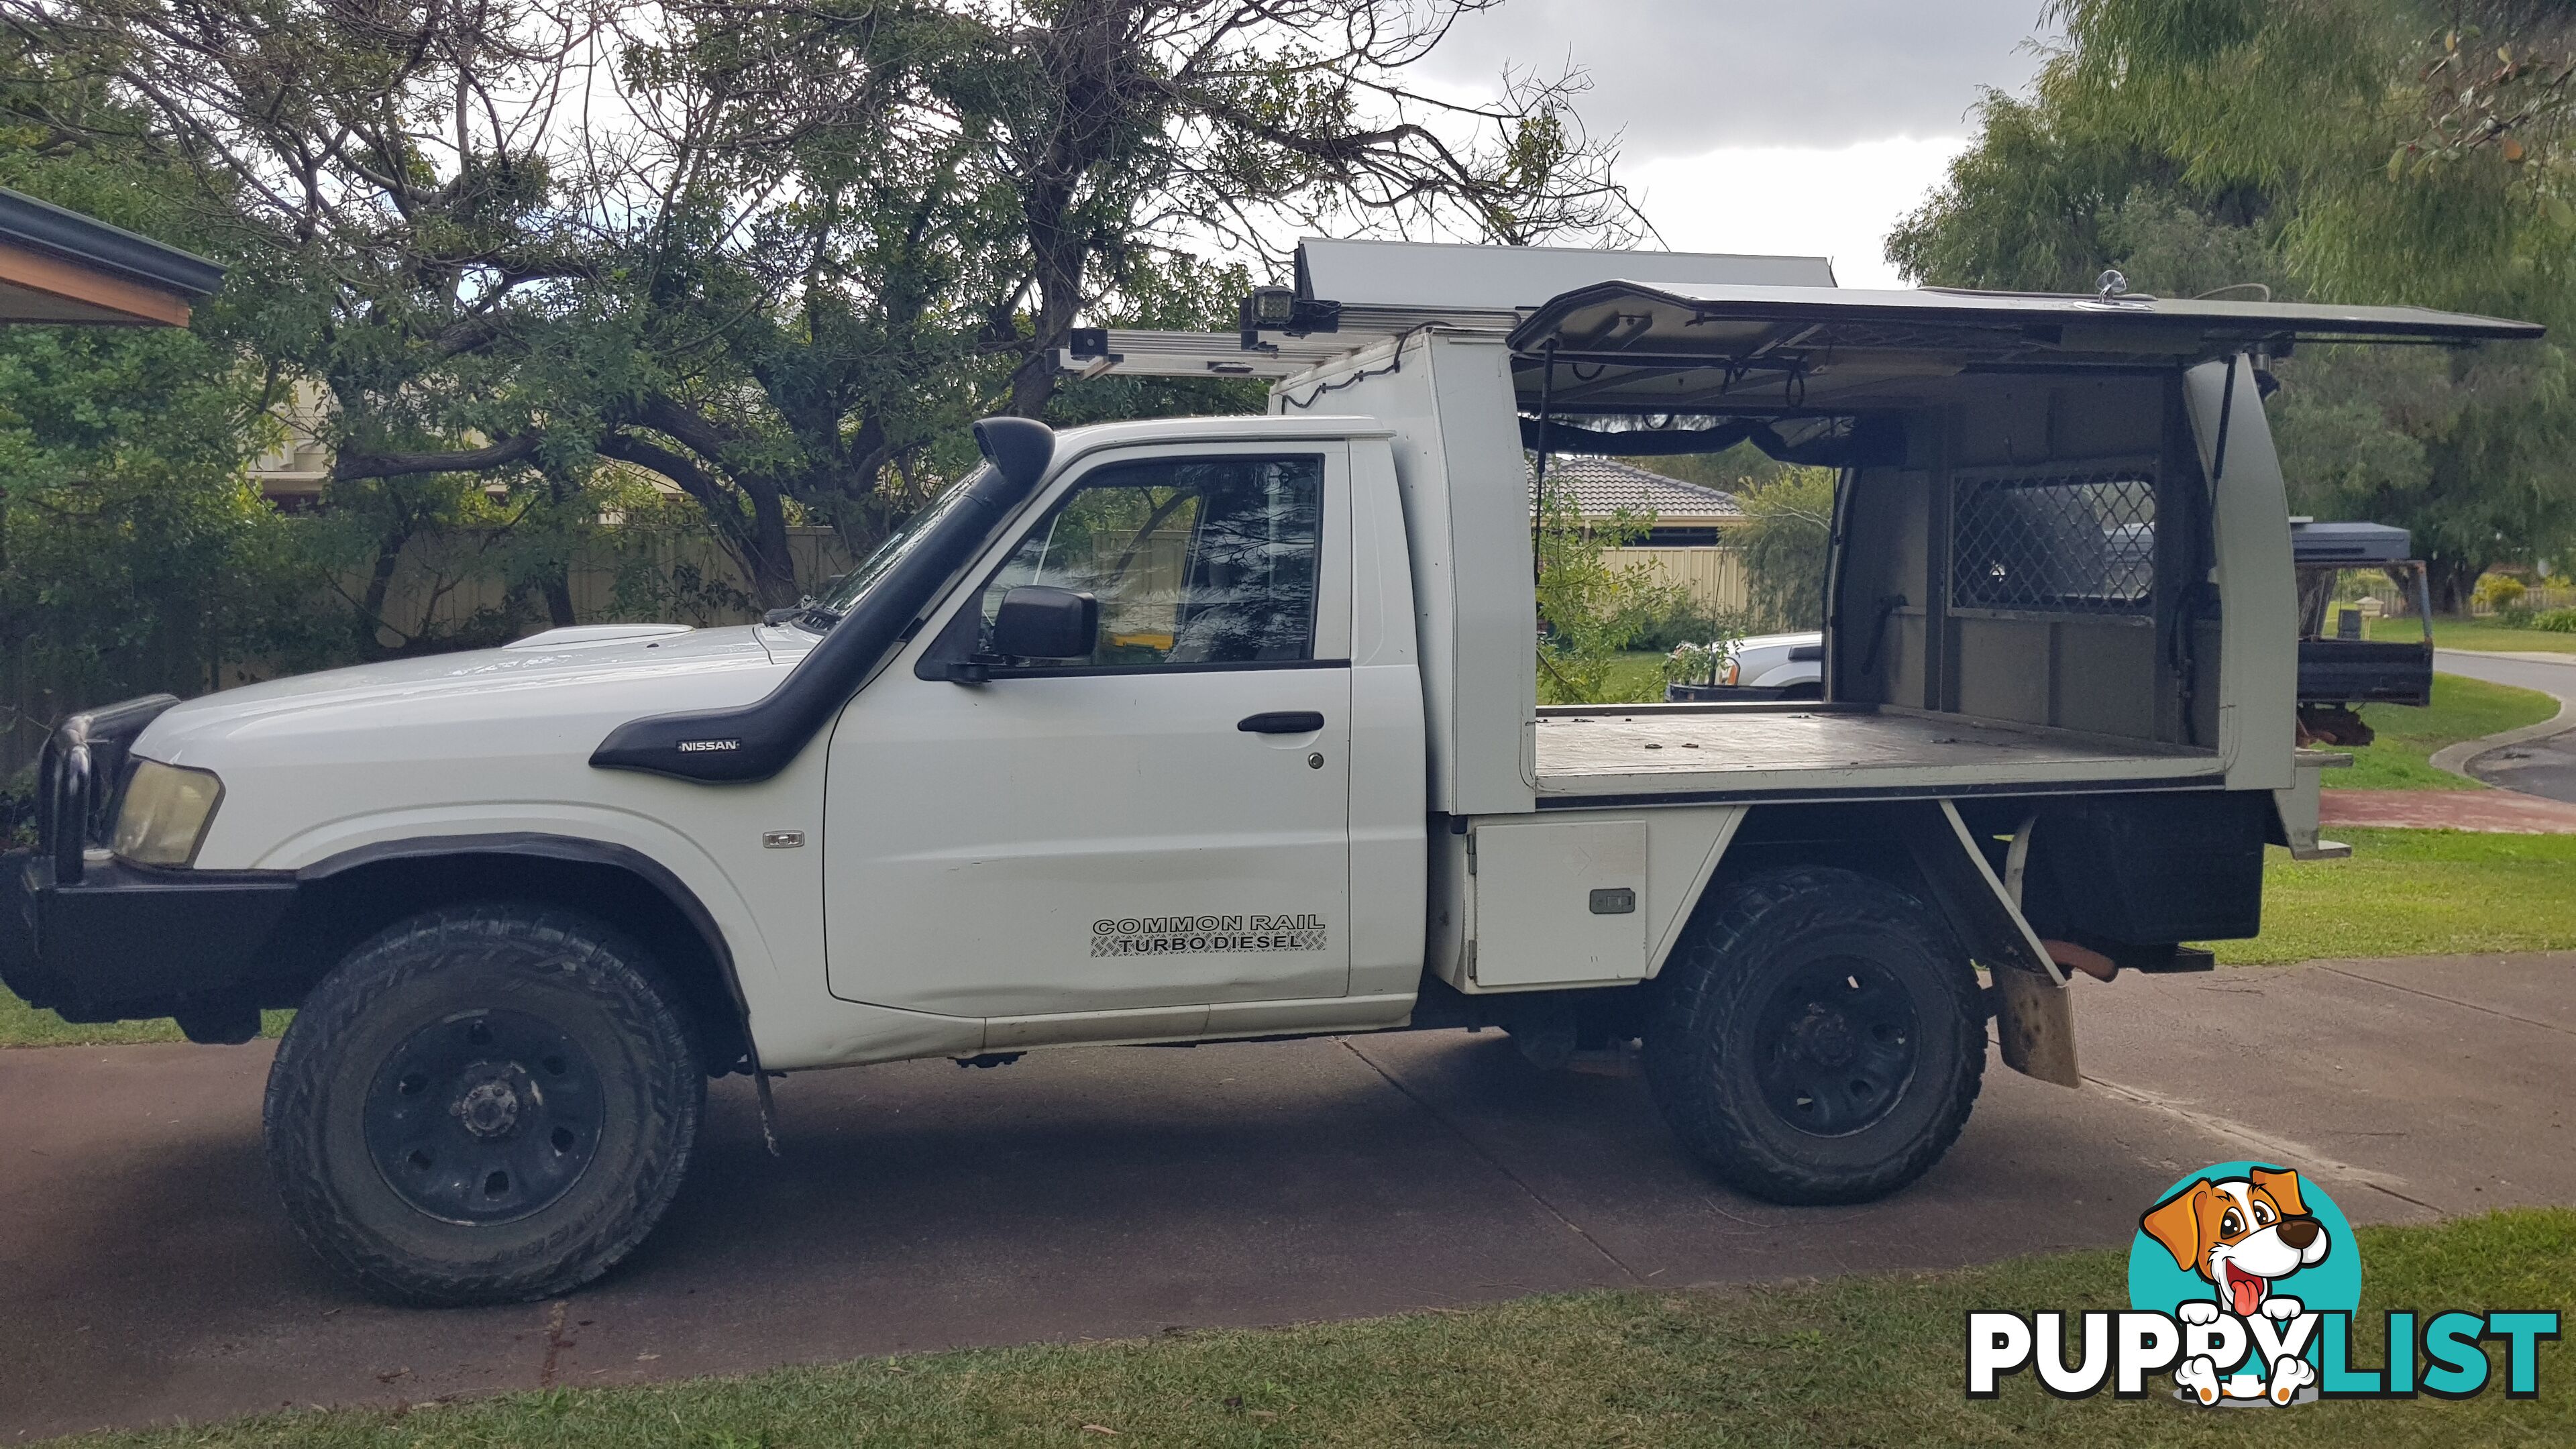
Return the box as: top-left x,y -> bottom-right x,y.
264,904 -> 704,1305
1645,867 -> 1984,1204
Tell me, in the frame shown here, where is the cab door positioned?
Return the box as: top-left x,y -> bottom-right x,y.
821,444 -> 1353,1021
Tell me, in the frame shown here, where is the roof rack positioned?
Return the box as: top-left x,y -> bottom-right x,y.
1055,241 -> 2546,400
1057,237 -> 1838,381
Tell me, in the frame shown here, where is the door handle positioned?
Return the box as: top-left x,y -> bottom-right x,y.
1237,711 -> 1326,734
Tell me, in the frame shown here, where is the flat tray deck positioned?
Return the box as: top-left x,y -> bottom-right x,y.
1532,706 -> 2218,800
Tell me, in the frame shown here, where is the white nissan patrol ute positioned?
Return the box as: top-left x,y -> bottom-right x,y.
5,240 -> 2537,1305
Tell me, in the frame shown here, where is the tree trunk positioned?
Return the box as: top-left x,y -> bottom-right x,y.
743,481 -> 802,609
540,474 -> 582,628
593,430 -> 804,610
1007,151 -> 1089,419
1003,222 -> 1085,417
2424,555 -> 2483,616
541,569 -> 578,628
357,527 -> 411,657
1006,343 -> 1062,420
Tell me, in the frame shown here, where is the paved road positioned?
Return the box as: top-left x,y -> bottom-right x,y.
4,952 -> 2571,1440
2436,649 -> 2576,802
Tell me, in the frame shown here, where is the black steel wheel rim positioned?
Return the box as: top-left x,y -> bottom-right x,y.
364,1008 -> 604,1224
1752,956 -> 1921,1137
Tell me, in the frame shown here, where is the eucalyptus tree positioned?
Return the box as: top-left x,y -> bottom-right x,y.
1888,0 -> 2576,607
621,0 -> 1627,551
2043,0 -> 2576,321
3,0 -> 1634,614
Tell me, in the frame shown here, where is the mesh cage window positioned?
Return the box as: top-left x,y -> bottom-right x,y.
1951,471 -> 2157,615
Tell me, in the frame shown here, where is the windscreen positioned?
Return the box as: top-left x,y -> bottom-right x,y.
807,466 -> 992,620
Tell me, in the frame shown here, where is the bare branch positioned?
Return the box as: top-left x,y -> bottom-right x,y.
333,432 -> 544,482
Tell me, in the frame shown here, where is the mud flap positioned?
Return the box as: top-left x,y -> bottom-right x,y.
1896,801 -> 2081,1089
1986,961 -> 2081,1089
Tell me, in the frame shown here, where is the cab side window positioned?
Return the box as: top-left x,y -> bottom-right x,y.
979,455 -> 1322,669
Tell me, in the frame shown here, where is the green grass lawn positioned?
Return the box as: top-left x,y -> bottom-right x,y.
49,1208 -> 2575,1448
0,991 -> 290,1049
2211,828 -> 2576,964
2332,673 -> 2561,789
1538,652 -> 1674,705
2371,614 -> 2576,655
1603,649 -> 1672,702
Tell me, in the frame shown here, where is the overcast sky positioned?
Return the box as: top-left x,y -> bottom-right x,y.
1413,1 -> 2063,285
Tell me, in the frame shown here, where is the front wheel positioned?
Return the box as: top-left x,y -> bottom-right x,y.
264,904 -> 704,1305
1645,867 -> 1984,1204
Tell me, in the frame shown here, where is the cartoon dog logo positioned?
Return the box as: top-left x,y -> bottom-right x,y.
2139,1167 -> 2332,1405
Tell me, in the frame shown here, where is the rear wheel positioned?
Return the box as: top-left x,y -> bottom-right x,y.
1645,867 -> 1983,1203
264,904 -> 704,1305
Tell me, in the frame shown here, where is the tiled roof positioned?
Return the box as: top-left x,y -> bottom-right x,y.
1530,454 -> 1746,519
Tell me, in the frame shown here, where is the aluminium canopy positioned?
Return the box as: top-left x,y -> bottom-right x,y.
1504,280 -> 2545,416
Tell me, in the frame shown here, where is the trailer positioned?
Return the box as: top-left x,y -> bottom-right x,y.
2290,519 -> 2435,745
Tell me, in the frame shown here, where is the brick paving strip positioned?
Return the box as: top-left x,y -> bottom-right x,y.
2322,786 -> 2576,833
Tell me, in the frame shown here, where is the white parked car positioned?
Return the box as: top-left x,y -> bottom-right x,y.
1668,631 -> 1825,702
5,239 -> 2523,1305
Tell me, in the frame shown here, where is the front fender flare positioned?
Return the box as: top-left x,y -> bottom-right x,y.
303,831 -> 734,994
298,833 -> 772,1087
298,831 -> 785,1147
300,830 -> 749,1027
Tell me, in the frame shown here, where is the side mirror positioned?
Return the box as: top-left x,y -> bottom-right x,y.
989,585 -> 1097,661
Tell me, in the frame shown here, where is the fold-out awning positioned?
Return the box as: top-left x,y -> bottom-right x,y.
1504,281 -> 2544,415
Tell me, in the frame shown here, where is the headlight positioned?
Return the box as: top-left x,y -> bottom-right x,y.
113,759 -> 224,867
1721,658 -> 1740,686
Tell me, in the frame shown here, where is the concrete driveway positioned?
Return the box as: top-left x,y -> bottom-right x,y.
3,951 -> 2571,1440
